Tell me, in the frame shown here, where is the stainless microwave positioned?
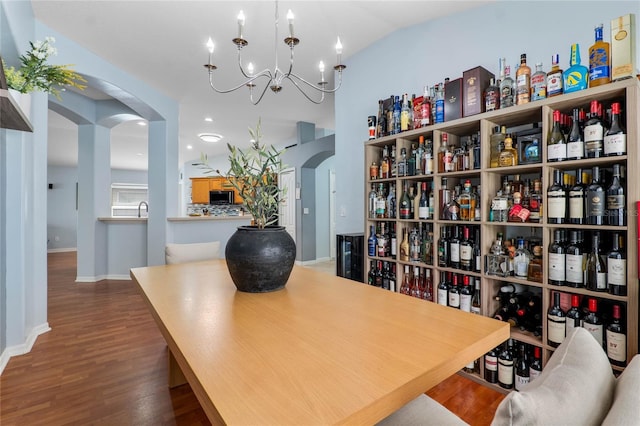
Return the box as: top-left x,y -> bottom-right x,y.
209,190 -> 234,205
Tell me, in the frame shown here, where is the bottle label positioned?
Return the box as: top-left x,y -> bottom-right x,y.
548,253 -> 566,281
418,206 -> 429,218
568,191 -> 585,219
498,360 -> 514,385
607,194 -> 625,210
531,73 -> 546,100
604,134 -> 626,155
448,292 -> 460,308
376,199 -> 386,216
596,272 -> 607,290
450,243 -> 460,262
547,72 -> 563,95
425,157 -> 434,174
547,143 -> 567,161
471,306 -> 481,315
514,254 -> 529,277
444,152 -> 454,172
485,90 -> 499,111
548,314 -> 566,344
566,316 -> 580,335
589,47 -> 610,81
435,100 -> 445,123
584,323 -> 603,347
608,258 -> 626,285
492,198 -> 509,210
565,254 -> 584,284
529,367 -> 541,381
485,355 -> 498,371
584,124 -> 604,151
437,288 -> 448,306
587,191 -> 605,217
391,237 -> 397,256
515,374 -> 530,391
547,193 -> 566,219
566,141 -> 584,159
606,330 -> 626,362
460,294 -> 472,312
460,245 -> 473,262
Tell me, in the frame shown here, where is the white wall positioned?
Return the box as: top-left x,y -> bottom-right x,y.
335,0 -> 640,234
315,156 -> 335,260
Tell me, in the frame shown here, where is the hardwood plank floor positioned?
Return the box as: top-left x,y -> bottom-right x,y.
1,252 -> 503,425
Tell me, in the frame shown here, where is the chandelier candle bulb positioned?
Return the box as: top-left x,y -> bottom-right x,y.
247,62 -> 254,76
287,10 -> 294,38
336,37 -> 343,64
237,11 -> 245,40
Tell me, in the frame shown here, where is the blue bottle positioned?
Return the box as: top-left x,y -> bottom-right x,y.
563,44 -> 588,93
368,225 -> 377,257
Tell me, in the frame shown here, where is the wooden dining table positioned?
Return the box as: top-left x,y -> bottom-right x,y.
131,260 -> 509,425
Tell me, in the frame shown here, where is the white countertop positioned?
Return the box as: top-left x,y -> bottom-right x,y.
98,217 -> 148,222
167,215 -> 252,222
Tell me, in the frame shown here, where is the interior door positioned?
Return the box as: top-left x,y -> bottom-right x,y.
329,169 -> 336,259
279,168 -> 296,242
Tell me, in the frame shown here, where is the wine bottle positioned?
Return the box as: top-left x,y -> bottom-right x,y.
606,304 -> 626,367
547,110 -> 567,162
448,274 -> 461,309
604,102 -> 626,156
565,294 -> 583,336
460,276 -> 472,312
547,169 -> 567,224
399,182 -> 412,219
584,100 -> 604,158
607,232 -> 627,296
367,261 -> 376,286
449,226 -> 461,270
568,168 -> 586,225
382,262 -> 390,290
583,298 -> 604,348
566,108 -> 585,160
473,228 -> 482,273
529,346 -> 543,382
471,278 -> 481,314
514,343 -> 530,391
437,226 -> 449,267
586,231 -> 607,292
418,182 -> 429,219
498,339 -> 514,390
400,228 -> 410,262
565,230 -> 584,288
586,166 -> 605,225
460,226 -> 473,271
547,292 -> 566,348
485,347 -> 499,384
548,229 -> 566,286
606,164 -> 625,226
400,265 -> 411,294
375,260 -> 384,287
437,272 -> 449,306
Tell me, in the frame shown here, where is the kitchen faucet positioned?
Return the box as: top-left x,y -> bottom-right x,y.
138,201 -> 148,218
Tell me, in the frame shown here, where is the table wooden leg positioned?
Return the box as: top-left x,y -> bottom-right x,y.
167,346 -> 187,388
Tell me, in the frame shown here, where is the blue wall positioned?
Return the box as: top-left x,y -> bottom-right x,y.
335,0 -> 640,234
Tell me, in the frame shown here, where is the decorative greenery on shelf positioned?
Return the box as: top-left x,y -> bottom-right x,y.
3,37 -> 86,99
194,119 -> 287,229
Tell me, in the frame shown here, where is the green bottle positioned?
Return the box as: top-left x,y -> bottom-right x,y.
563,44 -> 588,93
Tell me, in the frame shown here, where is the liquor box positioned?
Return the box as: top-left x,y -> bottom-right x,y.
611,14 -> 636,81
515,124 -> 542,165
444,78 -> 463,121
462,66 -> 495,117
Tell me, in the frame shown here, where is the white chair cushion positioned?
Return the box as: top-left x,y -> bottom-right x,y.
376,394 -> 469,426
491,327 -> 615,426
602,354 -> 640,426
165,241 -> 220,265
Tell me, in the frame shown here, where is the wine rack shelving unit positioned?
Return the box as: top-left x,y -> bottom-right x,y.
363,78 -> 639,390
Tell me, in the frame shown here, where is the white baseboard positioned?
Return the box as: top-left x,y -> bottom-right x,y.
296,257 -> 333,266
47,247 -> 77,253
0,322 -> 51,375
105,274 -> 132,281
76,274 -> 132,282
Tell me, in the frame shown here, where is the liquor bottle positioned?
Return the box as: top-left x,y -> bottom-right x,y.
606,164 -> 625,226
408,185 -> 415,218
421,86 -> 431,127
400,228 -> 410,262
369,161 -> 379,181
390,222 -> 397,260
387,183 -> 396,219
604,102 -> 626,156
415,138 -> 425,175
584,100 -> 604,158
368,184 -> 377,218
389,264 -> 397,292
515,53 -> 531,105
489,126 -> 506,168
410,227 -> 421,263
459,180 -> 473,221
607,232 -> 627,296
368,225 -> 377,257
500,64 -> 515,108
376,223 -> 387,258
400,94 -> 411,132
473,229 -> 482,273
513,238 -> 532,279
547,292 -> 566,348
375,184 -> 386,219
565,294 -> 583,336
376,100 -> 386,138
392,95 -> 401,134
548,229 -> 566,286
434,83 -> 445,124
438,133 -> 451,173
460,227 -> 473,271
437,272 -> 449,306
418,182 -> 429,220
410,266 -> 421,298
438,226 -> 449,267
424,138 -> 434,175
529,346 -> 543,382
547,54 -> 564,97
514,343 -> 530,391
498,133 -> 518,167
399,183 -> 411,220
380,146 -> 389,179
382,262 -> 390,290
527,245 -> 544,283
547,170 -> 567,224
368,261 -> 376,286
583,298 -> 604,348
522,137 -> 541,164
568,168 -> 586,224
567,108 -> 585,160
586,231 -> 607,292
449,227 -> 461,269
565,230 -> 585,288
586,166 -> 605,225
497,339 -> 514,390
589,24 -> 611,87
423,268 -> 433,301
375,260 -> 384,287
531,62 -> 547,101
471,278 -> 481,314
485,347 -> 499,383
606,304 -> 626,367
563,44 -> 588,93
443,191 -> 461,221
448,274 -> 460,309
400,265 -> 411,295
547,110 -> 567,162
529,179 -> 542,223
485,78 -> 500,111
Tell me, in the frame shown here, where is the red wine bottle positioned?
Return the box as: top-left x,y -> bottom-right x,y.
484,347 -> 499,383
498,339 -> 514,389
529,346 -> 543,382
605,164 -> 625,226
583,298 -> 604,348
604,102 -> 626,156
607,232 -> 627,296
548,230 -> 566,286
514,343 -> 530,391
547,292 -> 566,347
565,294 -> 582,336
606,304 -> 626,367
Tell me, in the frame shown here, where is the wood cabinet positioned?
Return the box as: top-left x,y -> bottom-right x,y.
190,177 -> 243,204
364,79 -> 639,390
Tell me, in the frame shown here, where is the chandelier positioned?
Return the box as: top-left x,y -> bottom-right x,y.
203,1 -> 346,105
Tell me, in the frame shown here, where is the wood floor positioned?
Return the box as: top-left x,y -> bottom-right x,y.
1,252 -> 504,425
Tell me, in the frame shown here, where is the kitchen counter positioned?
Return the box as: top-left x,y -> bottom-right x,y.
98,217 -> 148,222
167,215 -> 252,222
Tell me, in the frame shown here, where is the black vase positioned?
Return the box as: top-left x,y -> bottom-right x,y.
225,226 -> 296,293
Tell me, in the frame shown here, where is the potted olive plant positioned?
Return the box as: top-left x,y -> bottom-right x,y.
196,119 -> 296,292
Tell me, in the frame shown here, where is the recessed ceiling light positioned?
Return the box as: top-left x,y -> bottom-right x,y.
136,152 -> 143,156
187,145 -> 193,150
137,121 -> 147,126
204,117 -> 213,122
199,133 -> 223,143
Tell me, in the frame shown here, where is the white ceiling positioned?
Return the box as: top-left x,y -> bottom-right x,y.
32,1 -> 492,171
